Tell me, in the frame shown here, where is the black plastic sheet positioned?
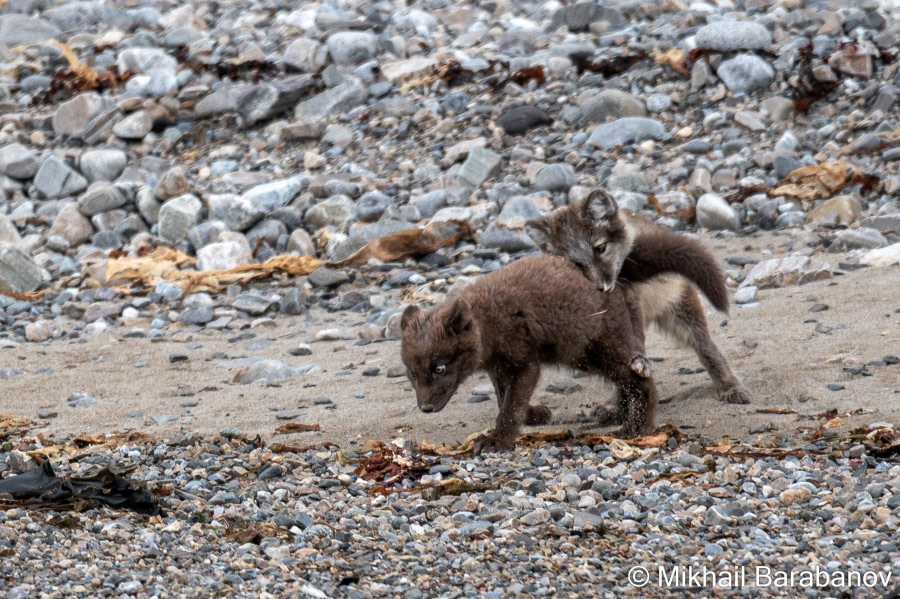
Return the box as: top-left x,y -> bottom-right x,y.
0,461 -> 159,515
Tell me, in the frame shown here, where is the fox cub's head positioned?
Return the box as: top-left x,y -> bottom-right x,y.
400,299 -> 480,414
526,188 -> 633,292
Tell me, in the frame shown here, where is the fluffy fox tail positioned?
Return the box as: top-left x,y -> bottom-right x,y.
619,229 -> 729,313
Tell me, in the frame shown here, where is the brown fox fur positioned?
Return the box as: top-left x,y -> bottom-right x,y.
525,189 -> 752,406
400,255 -> 659,453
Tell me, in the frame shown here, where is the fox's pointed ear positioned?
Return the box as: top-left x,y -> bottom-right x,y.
445,299 -> 473,335
400,305 -> 422,333
584,189 -> 618,222
525,219 -> 552,251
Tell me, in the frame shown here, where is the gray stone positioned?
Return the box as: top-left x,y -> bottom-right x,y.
281,118 -> 326,141
645,93 -> 671,113
0,216 -> 19,244
696,193 -> 739,231
740,255 -> 831,289
243,178 -> 303,212
0,144 -> 39,179
761,96 -> 796,121
234,360 -> 314,385
480,226 -> 536,253
233,291 -> 275,315
0,244 -> 45,294
287,229 -> 316,256
550,3 -> 624,31
495,197 -> 541,229
326,31 -> 378,65
304,195 -> 354,228
354,191 -> 394,222
717,54 -> 774,93
25,320 -> 53,343
116,47 -> 177,76
79,149 -> 127,182
773,156 -> 802,179
113,111 -> 152,140
0,14 -> 60,46
831,228 -> 889,251
280,288 -> 307,315
77,182 -> 127,216
704,505 -> 734,527
283,37 -> 327,72
137,187 -> 162,225
294,80 -> 367,121
694,21 -> 772,52
34,156 -> 89,199
53,92 -> 105,136
154,167 -> 190,200
581,89 -> 646,123
587,117 -> 666,149
457,148 -> 502,189
734,286 -> 758,305
196,237 -> 251,270
194,84 -> 253,118
48,203 -> 94,246
414,190 -> 447,218
308,267 -> 349,288
158,194 -> 202,244
236,76 -> 319,126
207,194 -> 264,231
534,164 -> 577,192
495,105 -> 551,134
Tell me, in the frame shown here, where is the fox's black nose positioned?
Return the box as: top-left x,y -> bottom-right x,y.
420,405 -> 434,413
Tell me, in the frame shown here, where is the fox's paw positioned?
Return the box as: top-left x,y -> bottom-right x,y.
525,404 -> 552,426
630,356 -> 652,378
472,431 -> 516,455
617,422 -> 655,439
718,385 -> 752,405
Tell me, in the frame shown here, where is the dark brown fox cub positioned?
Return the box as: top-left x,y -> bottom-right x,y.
401,255 -> 659,453
525,189 -> 752,407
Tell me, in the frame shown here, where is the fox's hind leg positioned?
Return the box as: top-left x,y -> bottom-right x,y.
656,286 -> 752,405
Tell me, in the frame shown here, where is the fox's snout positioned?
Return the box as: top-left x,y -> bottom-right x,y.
419,404 -> 434,413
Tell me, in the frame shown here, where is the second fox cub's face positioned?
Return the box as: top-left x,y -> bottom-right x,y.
400,301 -> 479,414
525,189 -> 631,292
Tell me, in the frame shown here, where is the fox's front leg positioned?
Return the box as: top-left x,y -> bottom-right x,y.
624,285 -> 651,379
476,363 -> 540,454
489,370 -> 550,427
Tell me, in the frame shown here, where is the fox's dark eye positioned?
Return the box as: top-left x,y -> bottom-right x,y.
594,242 -> 607,254
433,364 -> 447,375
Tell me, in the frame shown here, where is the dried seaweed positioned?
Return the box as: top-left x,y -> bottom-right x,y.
273,423 -> 321,435
330,220 -> 473,266
32,41 -> 128,106
577,51 -> 648,77
654,48 -> 691,77
354,441 -> 432,486
647,194 -> 697,222
268,441 -> 335,454
770,159 -> 879,203
789,40 -> 839,113
173,46 -> 280,83
506,65 -> 546,87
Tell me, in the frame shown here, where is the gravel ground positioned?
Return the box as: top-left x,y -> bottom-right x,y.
1,0 -> 899,596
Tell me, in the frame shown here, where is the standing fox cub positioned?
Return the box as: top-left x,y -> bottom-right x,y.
525,189 -> 752,406
401,255 -> 658,453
